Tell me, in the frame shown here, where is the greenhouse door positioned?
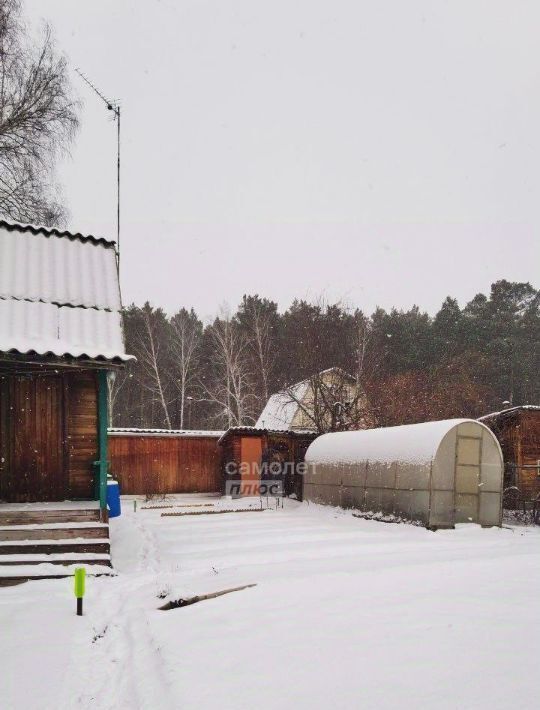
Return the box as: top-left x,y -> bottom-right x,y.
454,433 -> 482,523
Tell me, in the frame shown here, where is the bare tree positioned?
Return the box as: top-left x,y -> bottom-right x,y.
107,368 -> 130,427
239,296 -> 276,403
130,304 -> 172,429
200,311 -> 257,427
353,311 -> 382,385
0,1 -> 79,225
170,308 -> 201,428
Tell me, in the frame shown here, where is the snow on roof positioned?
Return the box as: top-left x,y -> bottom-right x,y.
478,405 -> 540,422
305,419 -> 480,466
0,220 -> 131,361
108,428 -> 225,438
255,380 -> 310,430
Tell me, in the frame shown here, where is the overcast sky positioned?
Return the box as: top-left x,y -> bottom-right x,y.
25,0 -> 539,320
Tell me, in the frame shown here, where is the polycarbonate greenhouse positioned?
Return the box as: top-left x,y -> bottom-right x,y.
304,419 -> 504,529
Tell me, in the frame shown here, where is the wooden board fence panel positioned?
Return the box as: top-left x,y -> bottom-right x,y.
108,434 -> 223,495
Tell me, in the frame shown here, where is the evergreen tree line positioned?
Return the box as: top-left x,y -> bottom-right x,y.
110,280 -> 540,431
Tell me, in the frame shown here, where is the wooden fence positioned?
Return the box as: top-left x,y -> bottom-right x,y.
108,430 -> 223,495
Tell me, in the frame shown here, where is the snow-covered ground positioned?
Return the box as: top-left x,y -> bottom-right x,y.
1,495 -> 539,710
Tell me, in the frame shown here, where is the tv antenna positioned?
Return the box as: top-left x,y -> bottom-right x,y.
75,68 -> 121,268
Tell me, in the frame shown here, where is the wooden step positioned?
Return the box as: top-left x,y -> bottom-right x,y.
0,540 -> 110,555
0,575 -> 112,587
0,509 -> 102,526
0,553 -> 112,566
0,525 -> 109,541
0,563 -> 114,587
0,506 -> 112,581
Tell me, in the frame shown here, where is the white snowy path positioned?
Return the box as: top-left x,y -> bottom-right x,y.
1,496 -> 539,710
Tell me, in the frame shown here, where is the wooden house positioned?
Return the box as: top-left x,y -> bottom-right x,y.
0,220 -> 130,584
256,367 -> 375,433
478,406 -> 540,502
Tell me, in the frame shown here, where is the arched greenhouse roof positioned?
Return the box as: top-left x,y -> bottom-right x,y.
305,418 -> 496,467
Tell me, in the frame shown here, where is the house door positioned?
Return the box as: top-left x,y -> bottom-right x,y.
0,375 -> 67,502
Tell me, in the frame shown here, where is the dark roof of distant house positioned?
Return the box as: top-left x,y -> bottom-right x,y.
218,426 -> 318,445
478,405 -> 540,423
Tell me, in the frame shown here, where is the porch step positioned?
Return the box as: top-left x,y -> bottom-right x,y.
0,506 -> 112,583
0,562 -> 114,587
0,524 -> 109,541
0,552 -> 111,566
0,509 -> 102,526
0,539 -> 111,555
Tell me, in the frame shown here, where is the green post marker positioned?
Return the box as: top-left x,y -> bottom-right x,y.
74,567 -> 86,616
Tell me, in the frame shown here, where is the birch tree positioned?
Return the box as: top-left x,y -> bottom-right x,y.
237,295 -> 277,404
0,1 -> 79,225
170,308 -> 202,428
200,311 -> 257,427
107,369 -> 129,427
130,303 -> 172,429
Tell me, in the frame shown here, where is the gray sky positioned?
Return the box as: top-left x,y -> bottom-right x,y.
26,0 -> 539,320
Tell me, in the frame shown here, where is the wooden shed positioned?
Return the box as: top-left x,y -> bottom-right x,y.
0,220 -> 130,583
218,427 -> 318,498
108,429 -> 224,495
478,406 -> 540,502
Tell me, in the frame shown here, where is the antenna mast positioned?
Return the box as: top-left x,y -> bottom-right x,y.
75,69 -> 121,268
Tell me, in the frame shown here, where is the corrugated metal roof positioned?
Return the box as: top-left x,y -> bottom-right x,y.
108,428 -> 225,438
0,221 -> 130,361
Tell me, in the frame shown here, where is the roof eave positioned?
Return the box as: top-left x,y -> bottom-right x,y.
0,218 -> 116,248
0,349 -> 134,367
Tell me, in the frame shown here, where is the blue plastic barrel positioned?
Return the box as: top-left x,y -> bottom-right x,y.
107,479 -> 121,518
